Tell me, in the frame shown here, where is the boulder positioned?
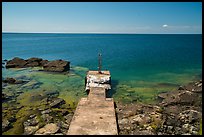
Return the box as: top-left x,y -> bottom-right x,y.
25,57 -> 43,67
24,125 -> 39,135
43,60 -> 70,72
40,60 -> 49,66
35,123 -> 59,135
6,57 -> 27,68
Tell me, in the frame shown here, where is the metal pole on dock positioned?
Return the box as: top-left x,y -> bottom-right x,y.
98,53 -> 102,74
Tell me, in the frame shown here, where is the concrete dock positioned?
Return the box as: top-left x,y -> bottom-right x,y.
67,71 -> 118,135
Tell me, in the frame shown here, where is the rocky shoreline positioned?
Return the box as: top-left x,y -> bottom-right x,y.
2,74 -> 202,135
2,57 -> 74,135
2,76 -> 75,135
115,80 -> 202,135
2,57 -> 202,135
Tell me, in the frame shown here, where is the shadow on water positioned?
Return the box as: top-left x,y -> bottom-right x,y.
106,79 -> 119,98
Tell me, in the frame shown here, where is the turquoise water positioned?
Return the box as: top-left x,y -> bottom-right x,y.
2,33 -> 202,103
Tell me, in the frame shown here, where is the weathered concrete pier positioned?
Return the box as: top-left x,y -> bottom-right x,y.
67,70 -> 118,135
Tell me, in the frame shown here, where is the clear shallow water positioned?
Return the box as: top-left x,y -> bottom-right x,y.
2,33 -> 202,103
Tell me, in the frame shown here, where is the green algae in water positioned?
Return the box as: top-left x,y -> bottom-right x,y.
111,68 -> 201,104
2,66 -> 202,105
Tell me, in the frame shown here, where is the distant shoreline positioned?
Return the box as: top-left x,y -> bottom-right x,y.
2,32 -> 202,35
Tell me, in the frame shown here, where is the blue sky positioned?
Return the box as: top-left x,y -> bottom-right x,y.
2,2 -> 202,34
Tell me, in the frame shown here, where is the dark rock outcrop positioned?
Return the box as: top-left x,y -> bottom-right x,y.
40,60 -> 49,66
43,60 -> 70,72
5,57 -> 70,72
6,57 -> 27,68
25,57 -> 43,67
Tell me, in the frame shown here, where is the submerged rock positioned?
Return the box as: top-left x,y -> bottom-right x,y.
2,77 -> 28,84
3,77 -> 16,84
44,90 -> 59,98
21,80 -> 41,89
50,98 -> 65,108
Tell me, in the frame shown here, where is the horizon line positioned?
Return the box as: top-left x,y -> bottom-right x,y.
2,31 -> 202,35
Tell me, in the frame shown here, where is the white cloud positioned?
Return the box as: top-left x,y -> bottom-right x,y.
162,24 -> 168,28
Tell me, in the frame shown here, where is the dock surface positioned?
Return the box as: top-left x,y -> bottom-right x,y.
67,71 -> 118,135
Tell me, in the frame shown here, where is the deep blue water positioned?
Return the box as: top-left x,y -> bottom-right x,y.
2,33 -> 202,79
2,33 -> 202,103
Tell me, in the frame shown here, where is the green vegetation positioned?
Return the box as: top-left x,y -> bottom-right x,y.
199,119 -> 202,135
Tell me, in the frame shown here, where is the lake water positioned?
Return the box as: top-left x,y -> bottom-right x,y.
2,33 -> 202,103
